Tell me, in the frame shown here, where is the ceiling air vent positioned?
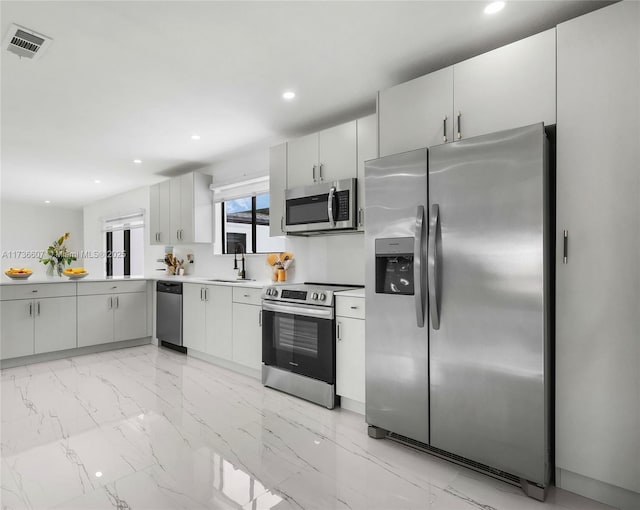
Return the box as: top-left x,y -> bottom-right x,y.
3,23 -> 52,60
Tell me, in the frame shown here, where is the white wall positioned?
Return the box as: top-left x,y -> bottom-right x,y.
83,186 -> 165,277
0,201 -> 84,277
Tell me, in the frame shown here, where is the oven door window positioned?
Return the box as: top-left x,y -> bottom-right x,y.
262,309 -> 334,384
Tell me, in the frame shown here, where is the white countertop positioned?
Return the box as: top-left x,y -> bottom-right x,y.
336,288 -> 365,298
0,275 -> 148,285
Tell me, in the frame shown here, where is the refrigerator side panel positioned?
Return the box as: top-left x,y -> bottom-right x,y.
365,149 -> 429,444
428,124 -> 549,484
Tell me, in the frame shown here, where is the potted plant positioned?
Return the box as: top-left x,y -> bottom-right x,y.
40,232 -> 77,276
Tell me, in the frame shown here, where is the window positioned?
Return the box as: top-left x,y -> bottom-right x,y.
103,211 -> 144,276
213,178 -> 286,254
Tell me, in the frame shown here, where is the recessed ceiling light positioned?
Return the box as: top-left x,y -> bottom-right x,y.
133,159 -> 142,164
95,471 -> 103,478
191,134 -> 201,141
282,91 -> 296,101
484,1 -> 505,14
44,200 -> 51,204
94,179 -> 101,184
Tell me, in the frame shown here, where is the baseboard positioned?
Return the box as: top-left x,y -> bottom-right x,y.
0,337 -> 152,368
186,348 -> 260,380
339,396 -> 365,415
556,467 -> 640,510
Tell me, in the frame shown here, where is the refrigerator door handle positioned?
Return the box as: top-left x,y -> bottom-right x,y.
414,205 -> 426,328
428,204 -> 441,330
327,186 -> 336,227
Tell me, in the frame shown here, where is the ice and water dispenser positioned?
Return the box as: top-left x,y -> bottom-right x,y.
375,237 -> 415,295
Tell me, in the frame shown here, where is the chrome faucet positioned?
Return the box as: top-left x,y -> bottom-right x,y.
233,244 -> 246,280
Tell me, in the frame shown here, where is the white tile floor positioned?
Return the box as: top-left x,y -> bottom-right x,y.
0,345 -> 615,510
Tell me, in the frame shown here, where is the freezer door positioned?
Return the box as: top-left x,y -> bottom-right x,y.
428,124 -> 549,485
364,149 -> 429,444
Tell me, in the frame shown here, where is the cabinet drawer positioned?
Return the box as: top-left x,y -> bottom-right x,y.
0,283 -> 76,301
336,296 -> 365,319
77,280 -> 147,296
232,287 -> 262,306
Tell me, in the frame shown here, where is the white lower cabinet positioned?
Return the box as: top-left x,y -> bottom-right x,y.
183,283 -> 233,361
1,287 -> 77,360
231,287 -> 263,370
335,295 -> 365,407
78,291 -> 147,348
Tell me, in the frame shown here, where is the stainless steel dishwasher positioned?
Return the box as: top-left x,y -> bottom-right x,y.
156,281 -> 185,353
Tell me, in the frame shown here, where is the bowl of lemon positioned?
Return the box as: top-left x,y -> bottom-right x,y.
4,268 -> 33,280
63,267 -> 88,279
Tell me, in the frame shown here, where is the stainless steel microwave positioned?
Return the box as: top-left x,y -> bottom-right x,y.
284,178 -> 357,234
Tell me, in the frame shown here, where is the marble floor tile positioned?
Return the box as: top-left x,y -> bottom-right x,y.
0,345 -> 618,510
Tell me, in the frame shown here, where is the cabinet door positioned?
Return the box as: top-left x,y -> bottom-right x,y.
453,29 -> 555,140
179,173 -> 195,243
556,2 -> 640,494
156,179 -> 171,244
78,294 -> 114,347
287,133 -> 319,188
318,120 -> 357,183
336,317 -> 365,403
232,303 -> 262,370
378,67 -> 453,157
149,183 -> 161,245
356,114 -> 377,230
269,143 -> 287,236
183,284 -> 206,352
0,300 -> 34,359
34,297 -> 76,354
205,285 -> 232,360
114,292 -> 148,342
169,176 -> 182,244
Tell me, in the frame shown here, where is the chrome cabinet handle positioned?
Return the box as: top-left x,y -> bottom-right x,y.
428,204 -> 441,330
414,206 -> 426,328
243,294 -> 250,298
115,296 -> 119,309
36,302 -> 40,316
337,321 -> 342,341
28,302 -> 33,317
456,111 -> 462,140
327,187 -> 336,228
204,288 -> 209,301
563,230 -> 568,264
200,288 -> 204,301
350,306 -> 358,310
108,297 -> 113,309
312,164 -> 317,183
319,163 -> 324,182
443,115 -> 448,143
281,216 -> 284,231
258,310 -> 262,327
358,208 -> 364,227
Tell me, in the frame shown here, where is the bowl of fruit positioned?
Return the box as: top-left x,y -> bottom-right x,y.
4,268 -> 33,280
63,267 -> 88,279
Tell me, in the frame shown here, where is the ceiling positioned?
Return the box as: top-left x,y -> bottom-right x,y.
1,0 -> 612,208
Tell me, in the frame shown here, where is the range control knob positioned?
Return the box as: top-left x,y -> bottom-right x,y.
272,289 -> 278,297
312,292 -> 319,300
319,292 -> 326,301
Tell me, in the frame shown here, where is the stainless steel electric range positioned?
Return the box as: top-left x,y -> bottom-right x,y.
261,282 -> 359,409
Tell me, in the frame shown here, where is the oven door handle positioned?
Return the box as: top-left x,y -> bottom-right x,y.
262,301 -> 334,320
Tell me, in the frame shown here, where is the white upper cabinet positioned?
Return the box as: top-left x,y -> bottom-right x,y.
286,120 -> 357,188
453,28 -> 556,139
149,179 -> 171,245
269,143 -> 287,237
556,1 -> 640,496
379,66 -> 454,156
168,172 -> 213,245
356,114 -> 378,230
378,28 -> 556,153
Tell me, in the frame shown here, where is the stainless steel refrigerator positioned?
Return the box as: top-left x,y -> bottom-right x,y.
365,123 -> 550,499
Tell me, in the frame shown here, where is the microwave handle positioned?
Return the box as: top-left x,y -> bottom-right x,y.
327,186 -> 336,227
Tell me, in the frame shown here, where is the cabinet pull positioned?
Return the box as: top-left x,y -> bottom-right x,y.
319,163 -> 324,182
200,288 -> 204,301
358,208 -> 364,227
443,115 -> 448,142
281,216 -> 284,231
204,288 -> 209,301
563,230 -> 568,264
258,310 -> 262,327
108,297 -> 113,309
456,111 -> 462,139
243,294 -> 250,298
312,164 -> 317,183
350,306 -> 358,310
28,302 -> 33,317
337,321 -> 342,341
115,296 -> 119,309
36,302 -> 40,316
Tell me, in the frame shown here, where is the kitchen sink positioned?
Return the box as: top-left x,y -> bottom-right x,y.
207,279 -> 255,283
